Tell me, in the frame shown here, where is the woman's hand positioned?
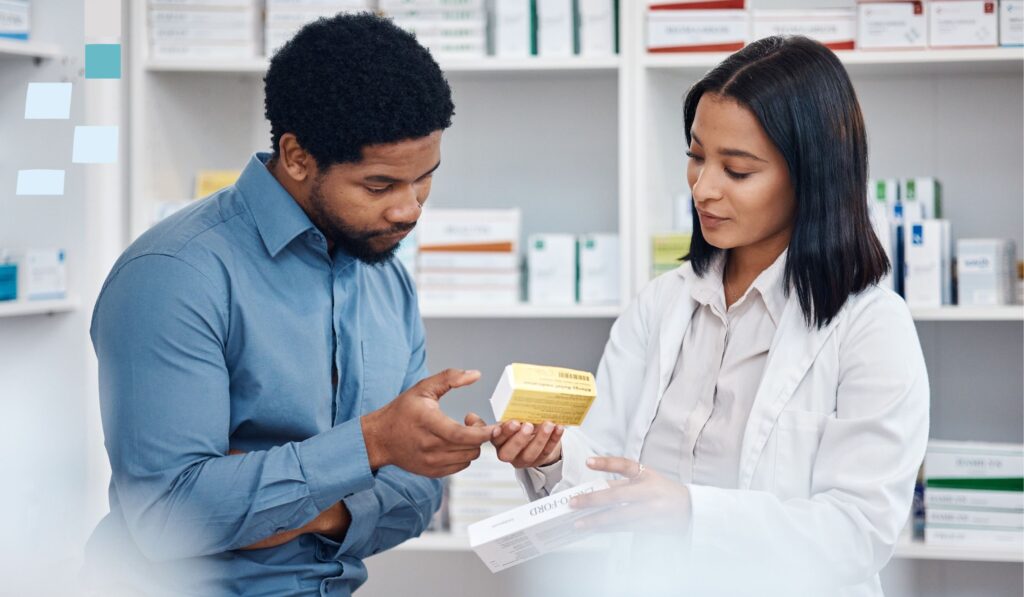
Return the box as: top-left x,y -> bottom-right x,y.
570,456 -> 692,535
464,413 -> 564,469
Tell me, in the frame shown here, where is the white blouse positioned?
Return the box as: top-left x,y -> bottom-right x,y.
528,250 -> 788,494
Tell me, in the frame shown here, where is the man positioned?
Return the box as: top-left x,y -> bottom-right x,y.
86,14 -> 494,596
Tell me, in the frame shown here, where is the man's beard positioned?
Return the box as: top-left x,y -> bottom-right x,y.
308,178 -> 415,265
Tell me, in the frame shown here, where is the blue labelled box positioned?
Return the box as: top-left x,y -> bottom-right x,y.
0,263 -> 16,301
85,43 -> 121,79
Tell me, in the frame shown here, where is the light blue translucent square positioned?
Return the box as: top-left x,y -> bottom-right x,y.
24,82 -> 72,119
72,125 -> 119,164
16,170 -> 66,196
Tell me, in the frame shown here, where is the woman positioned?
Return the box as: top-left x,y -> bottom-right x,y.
470,36 -> 929,595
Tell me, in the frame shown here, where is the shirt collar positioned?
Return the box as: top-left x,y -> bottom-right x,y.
236,152 -> 318,258
681,249 -> 789,324
751,249 -> 789,326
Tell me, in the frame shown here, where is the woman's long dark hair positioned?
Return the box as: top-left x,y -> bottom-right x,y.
683,35 -> 889,329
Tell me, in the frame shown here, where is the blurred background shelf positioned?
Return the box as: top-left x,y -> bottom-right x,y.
145,56 -> 621,75
0,38 -> 61,60
894,539 -> 1024,563
910,306 -> 1024,321
419,303 -> 621,319
643,48 -> 1024,75
0,297 -> 79,318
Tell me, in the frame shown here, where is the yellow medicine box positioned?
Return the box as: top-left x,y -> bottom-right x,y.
489,363 -> 597,426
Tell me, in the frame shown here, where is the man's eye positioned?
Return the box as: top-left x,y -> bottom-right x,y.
366,186 -> 392,194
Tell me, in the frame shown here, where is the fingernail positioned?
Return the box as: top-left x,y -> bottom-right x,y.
543,422 -> 554,433
586,458 -> 596,467
491,427 -> 501,438
521,423 -> 534,434
509,421 -> 520,431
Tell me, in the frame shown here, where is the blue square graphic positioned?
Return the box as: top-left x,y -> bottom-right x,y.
72,126 -> 119,164
85,44 -> 121,79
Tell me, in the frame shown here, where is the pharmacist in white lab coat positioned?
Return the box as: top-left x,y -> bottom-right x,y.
468,36 -> 929,595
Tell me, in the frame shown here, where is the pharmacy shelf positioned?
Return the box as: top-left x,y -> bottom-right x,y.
643,48 -> 1024,76
894,539 -> 1024,563
395,532 -> 471,552
394,533 -> 610,553
397,534 -> 1024,562
144,56 -> 621,75
910,306 -> 1024,322
0,297 -> 79,318
0,38 -> 61,61
419,303 -> 621,319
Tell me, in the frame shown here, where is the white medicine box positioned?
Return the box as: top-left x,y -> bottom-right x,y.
647,9 -> 750,53
751,9 -> 857,50
25,249 -> 67,301
904,220 -> 953,307
490,0 -> 532,57
536,0 -> 574,56
1002,0 -> 1024,45
577,233 -> 619,305
528,234 -> 576,305
858,1 -> 928,48
929,0 -> 999,47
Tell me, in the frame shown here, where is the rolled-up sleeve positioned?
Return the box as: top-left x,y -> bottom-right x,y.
92,254 -> 375,562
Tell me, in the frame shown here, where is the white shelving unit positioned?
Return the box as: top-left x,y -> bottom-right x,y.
398,533 -> 1024,563
0,37 -> 61,61
126,4 -> 1022,596
0,297 -> 79,318
910,305 -> 1024,321
146,55 -> 621,74
644,47 -> 1024,74
894,539 -> 1024,564
420,303 -> 620,319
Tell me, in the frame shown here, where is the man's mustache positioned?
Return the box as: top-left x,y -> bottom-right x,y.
362,221 -> 416,239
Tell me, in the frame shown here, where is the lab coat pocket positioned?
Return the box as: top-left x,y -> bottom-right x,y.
772,410 -> 832,500
361,340 -> 411,412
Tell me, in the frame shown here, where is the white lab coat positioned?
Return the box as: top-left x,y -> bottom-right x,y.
518,263 -> 930,596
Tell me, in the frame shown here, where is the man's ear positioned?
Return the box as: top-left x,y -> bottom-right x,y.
277,133 -> 317,183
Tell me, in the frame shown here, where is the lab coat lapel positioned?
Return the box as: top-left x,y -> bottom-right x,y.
736,294 -> 840,489
626,271 -> 697,459
657,277 -> 698,400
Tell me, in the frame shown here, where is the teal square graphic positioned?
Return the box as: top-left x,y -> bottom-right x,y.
85,44 -> 121,79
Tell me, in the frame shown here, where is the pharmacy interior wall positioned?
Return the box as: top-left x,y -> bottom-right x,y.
0,0 -> 95,592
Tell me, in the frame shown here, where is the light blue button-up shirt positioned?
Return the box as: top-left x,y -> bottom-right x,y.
86,153 -> 438,596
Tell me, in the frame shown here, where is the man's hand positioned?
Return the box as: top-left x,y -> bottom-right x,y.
465,413 -> 563,469
361,369 -> 495,477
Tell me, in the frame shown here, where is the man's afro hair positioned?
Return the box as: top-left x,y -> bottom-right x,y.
264,12 -> 455,167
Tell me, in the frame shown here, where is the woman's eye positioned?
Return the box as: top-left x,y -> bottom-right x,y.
725,169 -> 751,180
686,151 -> 704,162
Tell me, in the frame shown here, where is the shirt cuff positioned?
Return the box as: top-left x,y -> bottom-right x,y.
314,489 -> 381,561
297,417 -> 376,512
526,459 -> 564,496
